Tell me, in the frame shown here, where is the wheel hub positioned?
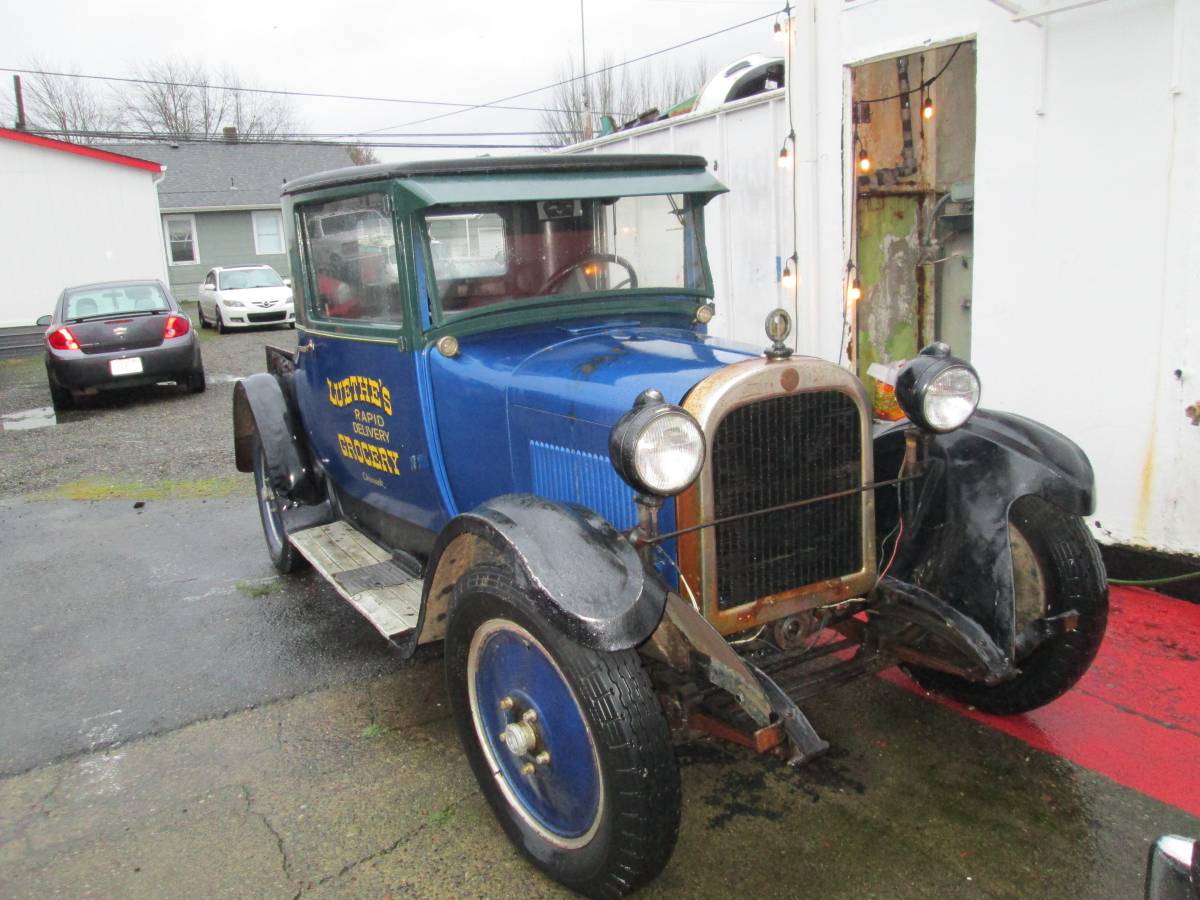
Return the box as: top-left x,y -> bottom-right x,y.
501,720 -> 537,756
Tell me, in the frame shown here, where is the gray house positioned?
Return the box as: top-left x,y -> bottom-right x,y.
102,136 -> 352,300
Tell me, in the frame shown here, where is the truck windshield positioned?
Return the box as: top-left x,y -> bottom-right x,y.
421,193 -> 708,319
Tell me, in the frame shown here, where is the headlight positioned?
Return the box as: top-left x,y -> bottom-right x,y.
895,342 -> 981,433
609,390 -> 706,497
222,298 -> 244,308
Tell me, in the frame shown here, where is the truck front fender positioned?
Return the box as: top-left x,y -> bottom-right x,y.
873,410 -> 1096,657
232,372 -> 322,504
411,495 -> 667,655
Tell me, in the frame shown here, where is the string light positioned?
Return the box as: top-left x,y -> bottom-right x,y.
777,129 -> 795,168
847,278 -> 862,303
857,144 -> 872,174
922,94 -> 934,120
781,254 -> 798,289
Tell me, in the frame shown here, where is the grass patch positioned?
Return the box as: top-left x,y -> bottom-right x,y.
37,475 -> 246,502
428,804 -> 456,827
361,723 -> 389,739
235,578 -> 285,598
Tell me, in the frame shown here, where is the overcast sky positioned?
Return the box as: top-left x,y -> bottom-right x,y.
0,0 -> 785,159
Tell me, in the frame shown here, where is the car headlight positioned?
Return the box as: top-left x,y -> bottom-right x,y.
609,390 -> 706,497
222,298 -> 244,308
895,342 -> 981,433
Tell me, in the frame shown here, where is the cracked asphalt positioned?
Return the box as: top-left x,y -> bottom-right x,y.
1,317 -> 1196,898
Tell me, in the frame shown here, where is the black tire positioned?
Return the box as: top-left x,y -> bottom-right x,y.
252,440 -> 305,574
47,376 -> 74,411
186,368 -> 206,394
215,306 -> 227,335
196,303 -> 209,328
445,564 -> 680,898
906,495 -> 1108,714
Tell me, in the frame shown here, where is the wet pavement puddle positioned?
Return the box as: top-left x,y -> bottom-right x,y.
0,406 -> 57,431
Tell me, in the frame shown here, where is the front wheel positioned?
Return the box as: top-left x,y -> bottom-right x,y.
252,440 -> 305,574
446,565 -> 680,898
215,306 -> 228,335
905,495 -> 1108,714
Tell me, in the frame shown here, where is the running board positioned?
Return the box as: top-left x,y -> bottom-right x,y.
288,521 -> 421,640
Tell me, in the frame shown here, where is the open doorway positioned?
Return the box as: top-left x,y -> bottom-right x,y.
847,40 -> 977,418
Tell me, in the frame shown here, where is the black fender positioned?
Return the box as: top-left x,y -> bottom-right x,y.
409,494 -> 667,656
232,372 -> 323,504
873,409 -> 1096,656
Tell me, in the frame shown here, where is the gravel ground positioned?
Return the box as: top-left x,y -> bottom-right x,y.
0,307 -> 296,499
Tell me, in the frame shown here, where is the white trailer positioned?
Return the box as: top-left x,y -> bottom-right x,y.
571,0 -> 1199,560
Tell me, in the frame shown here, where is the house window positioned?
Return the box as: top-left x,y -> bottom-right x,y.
253,210 -> 284,255
163,215 -> 199,265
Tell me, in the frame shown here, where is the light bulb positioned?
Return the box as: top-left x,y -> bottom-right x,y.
858,147 -> 872,173
777,144 -> 791,168
922,95 -> 934,120
847,278 -> 862,303
782,260 -> 796,289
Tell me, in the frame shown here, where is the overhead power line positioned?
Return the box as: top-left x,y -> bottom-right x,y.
0,66 -> 623,117
365,6 -> 784,133
25,128 -> 547,150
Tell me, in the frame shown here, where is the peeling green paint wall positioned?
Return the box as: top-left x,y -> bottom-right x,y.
856,196 -> 921,413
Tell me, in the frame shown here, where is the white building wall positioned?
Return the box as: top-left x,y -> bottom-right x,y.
792,0 -> 1198,554
0,140 -> 167,327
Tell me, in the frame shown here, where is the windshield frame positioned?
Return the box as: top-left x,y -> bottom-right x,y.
416,192 -> 714,331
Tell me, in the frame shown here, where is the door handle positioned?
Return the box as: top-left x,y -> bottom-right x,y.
297,339 -> 315,354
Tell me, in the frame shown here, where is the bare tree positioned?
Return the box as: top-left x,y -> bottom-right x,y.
118,60 -> 298,138
539,54 -> 711,148
347,145 -> 380,166
3,59 -> 122,140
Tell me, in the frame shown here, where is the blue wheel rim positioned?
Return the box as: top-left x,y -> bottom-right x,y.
468,620 -> 602,846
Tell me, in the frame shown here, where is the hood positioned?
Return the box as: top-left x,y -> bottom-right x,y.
445,319 -> 758,426
226,286 -> 292,302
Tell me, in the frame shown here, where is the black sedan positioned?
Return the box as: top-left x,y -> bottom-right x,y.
37,280 -> 205,410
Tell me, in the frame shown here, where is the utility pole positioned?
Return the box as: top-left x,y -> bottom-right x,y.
13,75 -> 26,130
580,0 -> 593,140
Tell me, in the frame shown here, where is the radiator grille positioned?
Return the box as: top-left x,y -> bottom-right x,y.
711,391 -> 863,610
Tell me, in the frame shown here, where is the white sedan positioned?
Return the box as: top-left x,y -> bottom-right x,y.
196,266 -> 295,333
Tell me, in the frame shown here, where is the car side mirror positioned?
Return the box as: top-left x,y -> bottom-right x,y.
200,283 -> 213,291
1146,835 -> 1199,900
283,277 -> 292,288
36,315 -> 52,327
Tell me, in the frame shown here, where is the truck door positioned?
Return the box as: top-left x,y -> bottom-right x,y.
292,188 -> 448,553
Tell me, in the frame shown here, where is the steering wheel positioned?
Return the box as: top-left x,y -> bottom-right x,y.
539,253 -> 639,295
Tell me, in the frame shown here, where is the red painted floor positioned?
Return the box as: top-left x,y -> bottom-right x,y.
883,586 -> 1200,817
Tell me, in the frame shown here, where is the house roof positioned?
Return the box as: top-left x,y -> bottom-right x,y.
99,140 -> 353,210
0,128 -> 163,174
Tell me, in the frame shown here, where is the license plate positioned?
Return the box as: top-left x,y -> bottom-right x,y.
110,357 -> 143,376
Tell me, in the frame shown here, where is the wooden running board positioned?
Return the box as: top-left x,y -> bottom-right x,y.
288,521 -> 420,639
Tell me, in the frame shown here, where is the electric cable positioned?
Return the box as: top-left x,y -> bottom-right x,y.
855,42 -> 964,105
370,6 -> 784,133
1108,570 -> 1200,587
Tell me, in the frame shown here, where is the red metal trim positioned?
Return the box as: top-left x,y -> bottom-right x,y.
687,712 -> 786,754
0,128 -> 163,174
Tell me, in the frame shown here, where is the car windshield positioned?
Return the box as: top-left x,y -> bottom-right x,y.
421,194 -> 708,319
64,284 -> 169,319
220,268 -> 284,290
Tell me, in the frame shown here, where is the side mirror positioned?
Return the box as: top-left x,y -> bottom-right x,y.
36,315 -> 52,327
1146,835 -> 1199,900
199,283 -> 213,291
283,277 -> 292,288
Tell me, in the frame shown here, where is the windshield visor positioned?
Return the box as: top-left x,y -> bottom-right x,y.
64,284 -> 169,319
422,194 -> 709,320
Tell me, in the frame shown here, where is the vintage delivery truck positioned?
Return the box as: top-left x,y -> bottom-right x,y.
232,154 -> 1107,897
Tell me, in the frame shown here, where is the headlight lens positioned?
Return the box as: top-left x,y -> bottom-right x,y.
895,343 -> 981,433
222,298 -> 244,308
923,365 -> 980,431
632,411 -> 705,495
610,395 -> 706,497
